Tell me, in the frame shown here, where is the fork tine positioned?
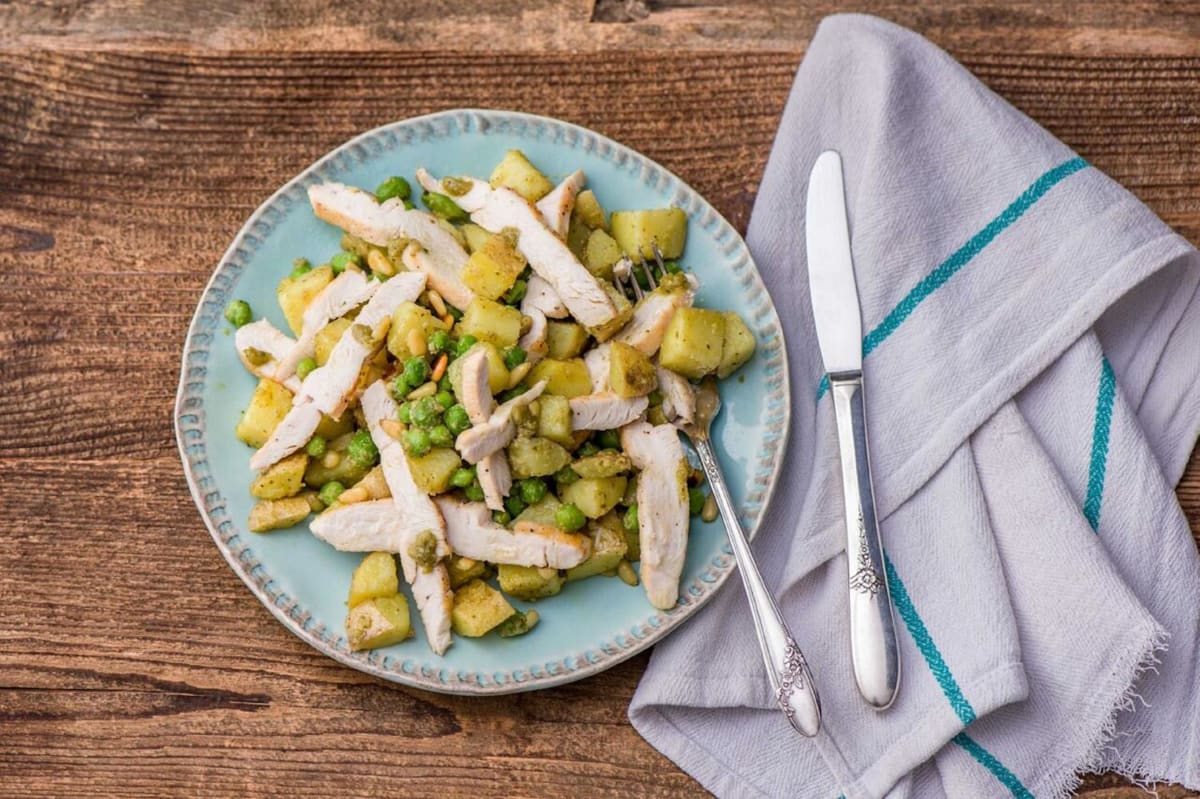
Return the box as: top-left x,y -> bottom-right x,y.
637,260 -> 657,294
650,242 -> 666,289
613,256 -> 641,301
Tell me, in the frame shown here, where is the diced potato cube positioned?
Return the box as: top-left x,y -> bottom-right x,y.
566,517 -> 629,581
588,284 -> 634,343
659,307 -> 726,379
247,496 -> 311,532
610,208 -> 688,261
407,447 -> 463,494
566,213 -> 591,261
609,341 -> 657,398
461,223 -> 490,254
717,311 -> 756,378
315,412 -> 354,441
236,379 -> 294,448
348,551 -> 400,608
489,150 -> 554,203
451,579 -> 517,637
572,451 -> 632,479
574,190 -> 607,231
559,476 -> 627,519
528,358 -> 592,398
387,301 -> 449,361
314,317 -> 353,367
304,431 -> 372,488
448,341 -> 509,398
583,229 -> 622,282
462,231 -> 525,300
507,436 -> 572,479
535,394 -> 573,447
250,452 -> 308,499
346,595 -> 412,651
447,555 -> 490,589
497,564 -> 565,601
458,297 -> 523,348
545,321 -> 589,360
277,264 -> 334,335
515,495 -> 563,528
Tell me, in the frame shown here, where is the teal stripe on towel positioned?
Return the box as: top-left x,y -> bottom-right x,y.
816,157 -> 1089,400
1083,356 -> 1116,532
953,733 -> 1037,799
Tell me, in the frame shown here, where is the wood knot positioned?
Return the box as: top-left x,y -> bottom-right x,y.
0,224 -> 54,254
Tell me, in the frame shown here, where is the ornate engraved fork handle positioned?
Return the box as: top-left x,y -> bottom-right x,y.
692,437 -> 822,736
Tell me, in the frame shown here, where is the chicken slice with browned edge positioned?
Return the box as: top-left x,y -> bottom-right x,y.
454,380 -> 547,464
620,421 -> 688,610
435,497 -> 591,569
457,348 -> 511,511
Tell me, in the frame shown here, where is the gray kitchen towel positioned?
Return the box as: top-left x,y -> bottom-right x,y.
630,13 -> 1200,799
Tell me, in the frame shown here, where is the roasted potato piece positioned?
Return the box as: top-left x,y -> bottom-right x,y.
527,358 -> 592,398
304,432 -> 372,488
447,555 -> 491,589
515,494 -> 564,527
507,436 -> 572,479
462,231 -> 525,301
498,564 -> 565,601
574,190 -> 607,231
583,228 -> 622,282
659,307 -> 726,379
587,284 -> 634,343
235,378 -> 294,448
346,595 -> 412,651
566,212 -> 591,261
248,496 -> 311,532
572,451 -> 632,479
566,516 -> 629,581
314,317 -> 353,367
460,223 -> 491,254
387,301 -> 449,362
451,579 -> 517,637
535,394 -> 573,447
250,452 -> 308,499
559,475 -> 627,519
490,150 -> 554,203
348,551 -> 400,608
545,321 -> 589,360
448,341 -> 509,398
407,447 -> 463,494
610,208 -> 687,261
314,411 -> 354,441
717,311 -> 756,378
609,341 -> 657,398
458,297 -> 523,349
277,264 -> 334,335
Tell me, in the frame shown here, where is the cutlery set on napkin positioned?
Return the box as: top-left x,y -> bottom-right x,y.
631,14 -> 1200,799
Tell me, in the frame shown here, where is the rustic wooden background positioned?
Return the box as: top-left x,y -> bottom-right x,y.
2,1 -> 1199,797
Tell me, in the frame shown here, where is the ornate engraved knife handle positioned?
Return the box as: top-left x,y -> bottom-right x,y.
828,371 -> 901,709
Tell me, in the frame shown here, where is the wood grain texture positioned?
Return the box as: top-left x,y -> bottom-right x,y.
2,6 -> 1200,796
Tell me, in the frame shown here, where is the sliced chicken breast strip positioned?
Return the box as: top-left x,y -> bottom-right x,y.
435,497 -> 591,569
458,349 -> 511,510
417,170 -> 616,329
613,275 -> 696,357
521,275 -> 569,319
455,380 -> 547,464
536,170 -> 585,239
583,344 -> 611,393
309,499 -> 406,552
248,401 -> 323,471
235,319 -> 302,393
307,182 -> 473,310
621,421 -> 689,610
570,393 -> 648,431
517,308 -> 549,365
276,269 -> 379,379
360,380 -> 453,654
656,366 -> 696,425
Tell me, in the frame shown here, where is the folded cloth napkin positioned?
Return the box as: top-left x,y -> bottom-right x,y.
629,13 -> 1200,799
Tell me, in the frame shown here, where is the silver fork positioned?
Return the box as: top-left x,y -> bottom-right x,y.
615,246 -> 823,737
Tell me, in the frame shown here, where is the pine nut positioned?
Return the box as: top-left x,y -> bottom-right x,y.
407,381 -> 438,400
427,290 -> 447,317
407,328 -> 427,357
367,249 -> 396,276
431,353 -> 449,382
701,493 -> 718,523
617,561 -> 639,586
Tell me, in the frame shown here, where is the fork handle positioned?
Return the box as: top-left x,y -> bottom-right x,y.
693,437 -> 822,736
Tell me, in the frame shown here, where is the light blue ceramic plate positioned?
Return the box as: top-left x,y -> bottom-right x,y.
175,109 -> 790,694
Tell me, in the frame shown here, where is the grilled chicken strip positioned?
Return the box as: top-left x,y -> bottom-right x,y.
620,421 -> 689,610
435,497 -> 591,569
454,380 -> 547,464
536,170 -> 585,239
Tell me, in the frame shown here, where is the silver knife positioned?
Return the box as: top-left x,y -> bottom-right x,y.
805,150 -> 901,709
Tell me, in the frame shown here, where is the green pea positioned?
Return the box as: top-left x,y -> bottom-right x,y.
449,467 -> 477,488
504,494 -> 527,518
503,279 -> 527,305
224,299 -> 252,328
444,404 -> 471,435
410,397 -> 442,428
427,329 -> 451,354
404,427 -> 431,457
422,191 -> 468,223
555,503 -> 587,532
596,430 -> 621,451
438,374 -> 453,393
429,424 -> 453,448
296,357 -> 318,381
318,481 -> 345,506
435,390 -> 455,410
576,441 -> 600,458
634,269 -> 650,290
498,384 -> 529,403
503,346 -> 527,370
403,199 -> 415,210
402,357 -> 430,387
330,251 -> 360,274
554,466 -> 579,486
623,503 -> 639,532
492,510 -> 512,526
291,258 -> 312,278
375,176 -> 411,203
346,429 -> 379,469
663,260 -> 683,274
390,375 -> 411,400
455,334 -> 478,358
688,487 -> 706,515
305,436 -> 327,458
397,402 -> 412,424
519,478 -> 547,505
464,482 -> 485,502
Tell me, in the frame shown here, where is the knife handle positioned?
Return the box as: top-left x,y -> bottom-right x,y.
828,371 -> 901,709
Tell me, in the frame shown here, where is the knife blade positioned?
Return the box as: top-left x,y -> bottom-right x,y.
805,149 -> 901,709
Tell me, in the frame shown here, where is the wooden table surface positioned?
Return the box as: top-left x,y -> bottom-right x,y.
3,2 -> 1199,797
